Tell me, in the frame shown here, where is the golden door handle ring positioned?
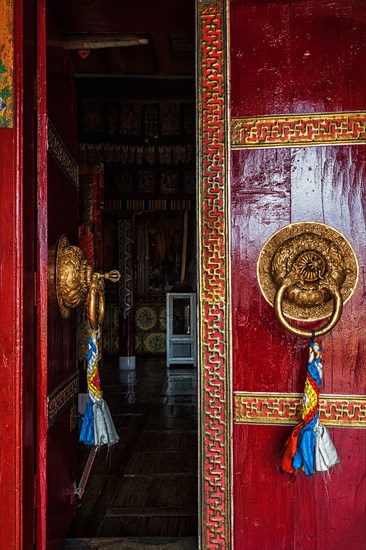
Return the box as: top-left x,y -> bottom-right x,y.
87,270 -> 120,330
274,281 -> 343,338
257,222 -> 359,337
88,274 -> 105,331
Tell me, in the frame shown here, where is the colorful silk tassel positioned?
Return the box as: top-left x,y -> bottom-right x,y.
281,335 -> 339,475
80,330 -> 119,447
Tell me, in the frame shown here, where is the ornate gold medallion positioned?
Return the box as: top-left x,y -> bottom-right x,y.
257,222 -> 359,336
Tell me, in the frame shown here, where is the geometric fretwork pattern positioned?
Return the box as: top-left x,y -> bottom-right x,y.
47,373 -> 79,428
47,119 -> 79,188
234,392 -> 366,428
198,2 -> 231,549
231,113 -> 366,149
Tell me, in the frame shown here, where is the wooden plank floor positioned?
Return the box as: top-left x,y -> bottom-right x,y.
66,357 -> 198,544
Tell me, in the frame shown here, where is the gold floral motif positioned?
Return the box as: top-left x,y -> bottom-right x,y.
257,222 -> 359,322
143,332 -> 166,354
135,306 -> 157,331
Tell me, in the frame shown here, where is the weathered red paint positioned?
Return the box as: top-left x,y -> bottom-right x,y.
230,1 -> 366,548
0,0 -> 29,547
230,0 -> 366,117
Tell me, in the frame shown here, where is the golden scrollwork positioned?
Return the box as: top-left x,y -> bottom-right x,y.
55,235 -> 120,329
257,222 -> 359,337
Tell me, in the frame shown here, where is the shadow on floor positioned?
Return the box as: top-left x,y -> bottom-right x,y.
67,358 -> 198,542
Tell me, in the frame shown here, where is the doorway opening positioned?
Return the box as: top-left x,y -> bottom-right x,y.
46,1 -> 199,546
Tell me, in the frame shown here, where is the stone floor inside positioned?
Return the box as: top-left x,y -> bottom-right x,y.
63,356 -> 198,549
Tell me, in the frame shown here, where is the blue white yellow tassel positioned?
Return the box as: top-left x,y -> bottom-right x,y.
281,335 -> 339,475
80,329 -> 119,447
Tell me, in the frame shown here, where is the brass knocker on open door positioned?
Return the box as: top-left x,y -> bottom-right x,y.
55,235 -> 121,329
257,222 -> 359,338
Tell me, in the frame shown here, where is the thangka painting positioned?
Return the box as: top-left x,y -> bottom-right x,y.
160,103 -> 181,136
0,0 -> 14,128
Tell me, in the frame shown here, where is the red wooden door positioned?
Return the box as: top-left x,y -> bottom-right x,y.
229,1 -> 366,548
36,1 -> 79,548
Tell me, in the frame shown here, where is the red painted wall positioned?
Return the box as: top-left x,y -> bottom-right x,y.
230,1 -> 366,548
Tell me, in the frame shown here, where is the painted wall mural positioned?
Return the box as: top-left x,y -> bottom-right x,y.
0,0 -> 14,128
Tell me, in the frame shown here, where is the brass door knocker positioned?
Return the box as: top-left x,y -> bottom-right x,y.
257,222 -> 359,338
55,235 -> 120,330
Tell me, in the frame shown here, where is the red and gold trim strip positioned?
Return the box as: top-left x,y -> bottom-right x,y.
234,392 -> 366,428
48,372 -> 79,428
198,2 -> 231,548
231,112 -> 366,149
0,0 -> 14,127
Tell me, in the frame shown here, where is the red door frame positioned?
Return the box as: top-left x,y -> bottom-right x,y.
35,0 -> 48,547
0,0 -> 34,547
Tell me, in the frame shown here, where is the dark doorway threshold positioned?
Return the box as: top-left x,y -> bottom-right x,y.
63,537 -> 198,550
63,536 -> 198,549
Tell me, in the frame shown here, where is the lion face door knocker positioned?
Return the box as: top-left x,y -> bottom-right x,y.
257,221 -> 359,338
55,234 -> 121,330
257,222 -> 359,476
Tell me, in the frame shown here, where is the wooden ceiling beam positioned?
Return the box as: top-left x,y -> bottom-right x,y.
48,0 -> 194,34
151,33 -> 173,74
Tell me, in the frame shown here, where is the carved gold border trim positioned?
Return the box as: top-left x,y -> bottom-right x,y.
234,392 -> 366,428
231,112 -> 366,149
198,1 -> 231,548
48,372 -> 79,428
48,119 -> 79,188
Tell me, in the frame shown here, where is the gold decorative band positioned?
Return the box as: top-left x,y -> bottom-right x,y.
48,372 -> 79,428
234,392 -> 366,428
48,119 -> 79,188
231,112 -> 366,149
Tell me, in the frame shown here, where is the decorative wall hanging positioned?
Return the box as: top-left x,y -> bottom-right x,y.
0,0 -> 14,127
160,103 -> 181,136
79,142 -> 194,166
257,222 -> 359,475
120,103 -> 142,136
